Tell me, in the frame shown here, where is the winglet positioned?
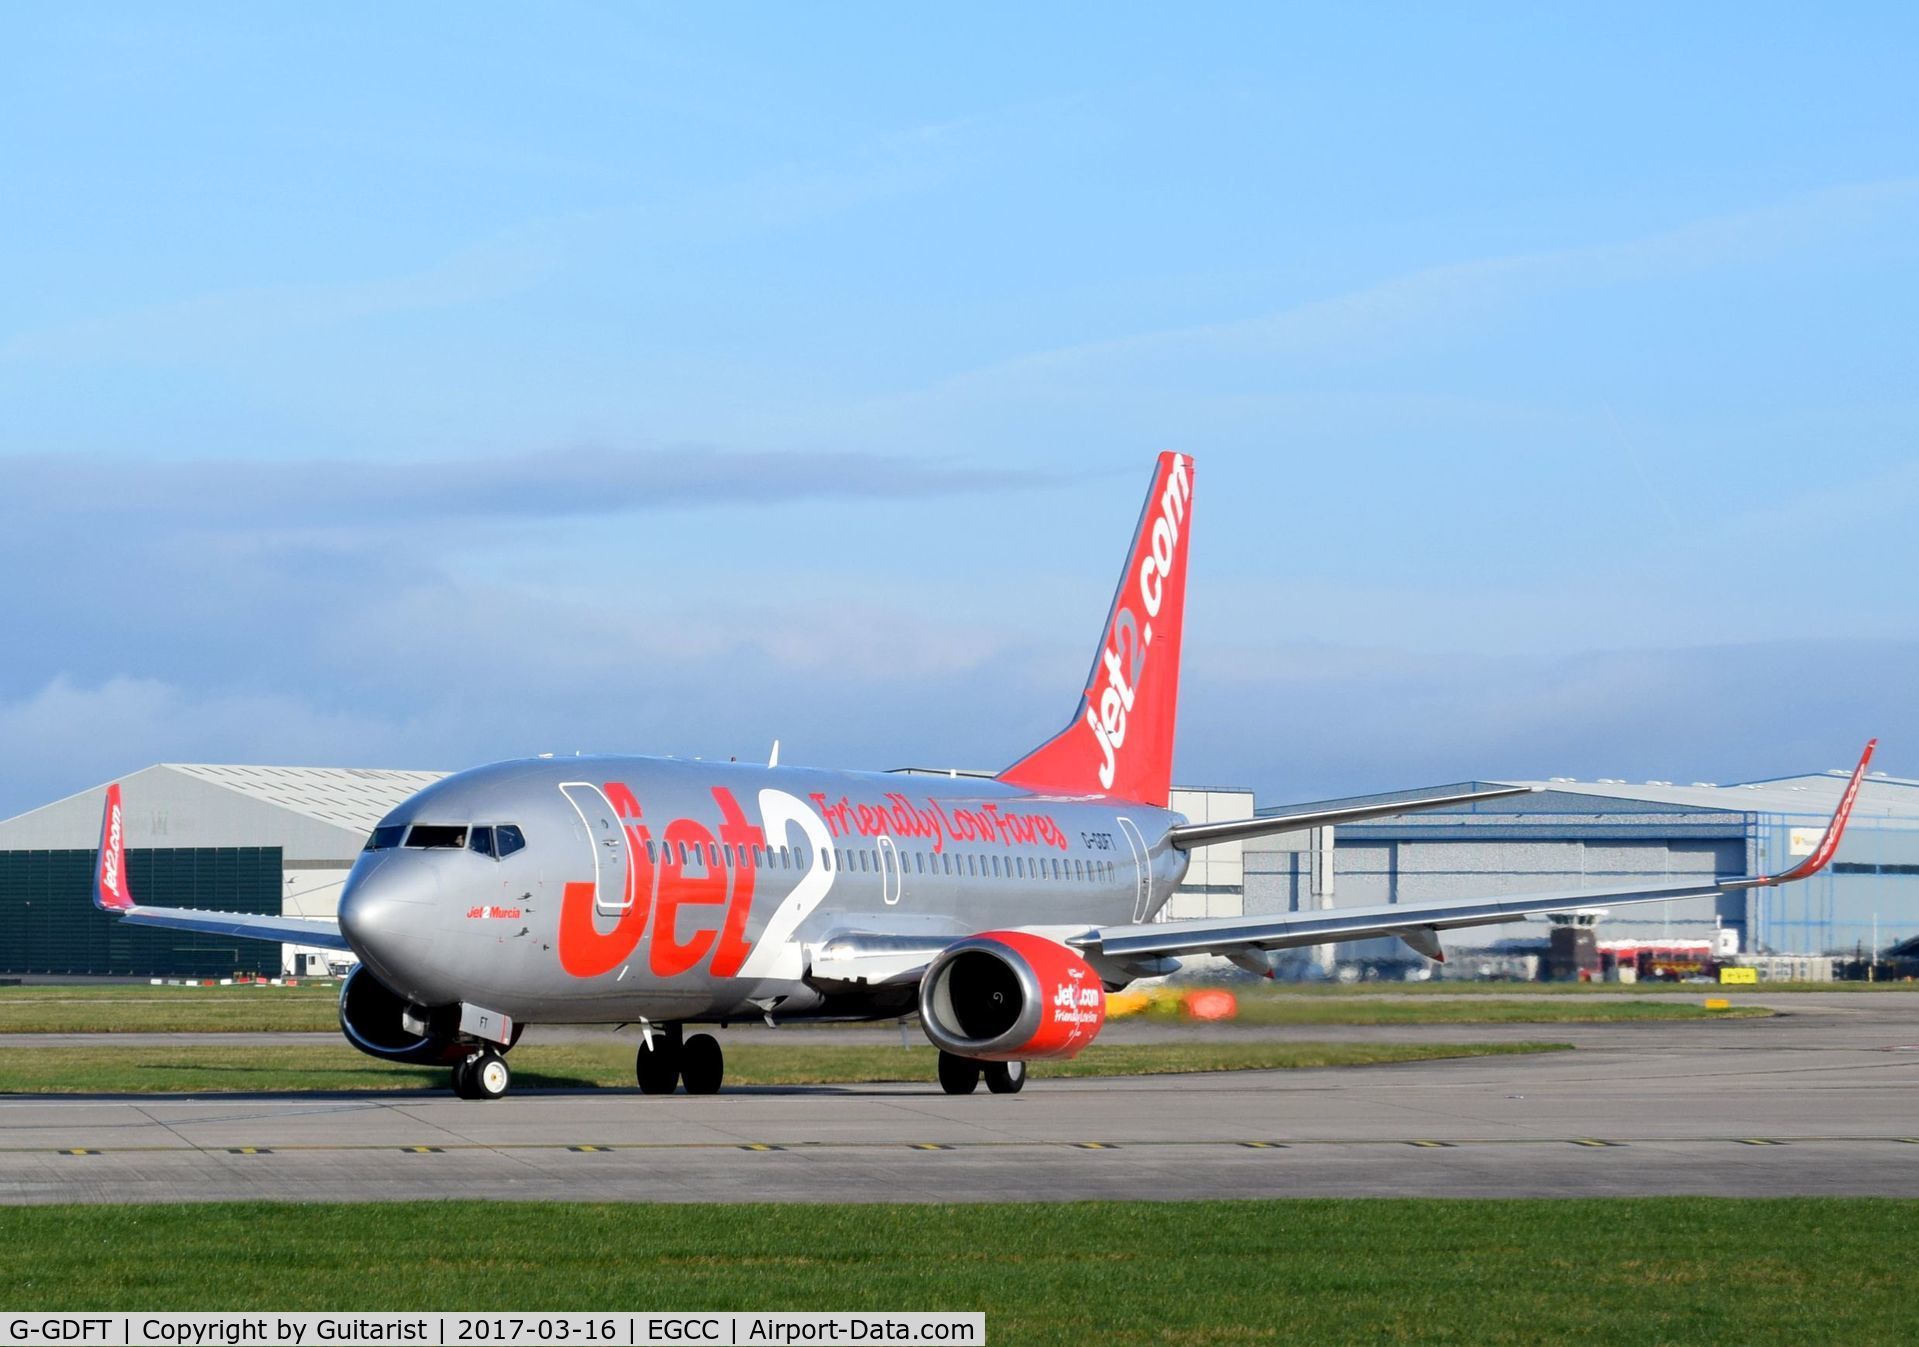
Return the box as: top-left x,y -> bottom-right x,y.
93,783 -> 134,912
1755,739 -> 1876,887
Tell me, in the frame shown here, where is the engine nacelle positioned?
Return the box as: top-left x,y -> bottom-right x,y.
338,965 -> 466,1064
918,930 -> 1106,1061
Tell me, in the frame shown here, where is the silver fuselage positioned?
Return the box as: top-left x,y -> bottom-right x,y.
338,756 -> 1187,1024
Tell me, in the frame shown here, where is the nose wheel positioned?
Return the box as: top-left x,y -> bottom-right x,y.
452,1048 -> 511,1100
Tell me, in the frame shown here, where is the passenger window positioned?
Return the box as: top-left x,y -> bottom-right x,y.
780,845 -> 792,868
363,825 -> 406,852
990,856 -> 1001,878
495,825 -> 527,858
405,825 -> 466,849
468,826 -> 496,859
647,840 -> 658,862
859,851 -> 870,873
676,841 -> 688,865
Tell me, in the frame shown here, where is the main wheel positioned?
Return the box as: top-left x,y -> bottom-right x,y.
937,1050 -> 981,1096
636,1037 -> 681,1094
681,1033 -> 724,1095
983,1060 -> 1027,1094
469,1049 -> 511,1100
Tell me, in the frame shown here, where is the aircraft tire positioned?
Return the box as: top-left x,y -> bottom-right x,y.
636,1039 -> 680,1094
681,1033 -> 724,1094
451,1056 -> 478,1099
983,1059 -> 1027,1094
937,1051 -> 981,1096
471,1050 -> 511,1100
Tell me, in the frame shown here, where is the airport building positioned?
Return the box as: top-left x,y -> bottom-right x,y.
0,764 -> 444,977
1246,769 -> 1919,965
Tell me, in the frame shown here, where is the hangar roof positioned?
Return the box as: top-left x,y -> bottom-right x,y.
158,764 -> 448,830
1261,768 -> 1919,833
1516,771 -> 1919,827
0,764 -> 449,860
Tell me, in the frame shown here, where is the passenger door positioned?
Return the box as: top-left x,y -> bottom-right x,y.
1117,816 -> 1151,921
559,782 -> 632,915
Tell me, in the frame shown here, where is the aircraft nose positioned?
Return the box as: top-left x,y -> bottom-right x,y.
337,853 -> 440,962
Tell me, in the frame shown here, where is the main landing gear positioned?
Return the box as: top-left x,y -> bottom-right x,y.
635,1024 -> 726,1095
937,1050 -> 1026,1095
452,1048 -> 511,1100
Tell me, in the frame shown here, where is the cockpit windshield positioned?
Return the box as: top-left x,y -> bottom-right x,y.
467,825 -> 527,860
362,825 -> 407,852
405,825 -> 467,849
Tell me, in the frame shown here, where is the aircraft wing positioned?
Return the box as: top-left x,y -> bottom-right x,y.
92,783 -> 353,952
1076,739 -> 1877,970
1168,784 -> 1534,850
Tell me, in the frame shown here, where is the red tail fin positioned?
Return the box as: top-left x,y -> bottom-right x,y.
999,452 -> 1194,807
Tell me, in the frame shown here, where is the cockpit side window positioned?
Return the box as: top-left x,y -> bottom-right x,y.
363,825 -> 407,852
405,825 -> 467,849
495,825 -> 526,858
468,826 -> 496,859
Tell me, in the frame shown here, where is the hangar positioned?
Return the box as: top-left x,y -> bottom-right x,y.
1245,767 -> 1919,962
0,764 -> 444,977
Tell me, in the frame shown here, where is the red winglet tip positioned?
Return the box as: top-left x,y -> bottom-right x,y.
93,783 -> 133,912
1770,738 -> 1878,886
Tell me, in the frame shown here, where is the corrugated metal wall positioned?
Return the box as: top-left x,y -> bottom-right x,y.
0,848 -> 282,976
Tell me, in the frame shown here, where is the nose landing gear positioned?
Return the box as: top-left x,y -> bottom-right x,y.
634,1024 -> 728,1094
452,1048 -> 511,1100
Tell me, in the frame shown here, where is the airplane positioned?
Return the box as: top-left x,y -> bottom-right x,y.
89,452 -> 1877,1100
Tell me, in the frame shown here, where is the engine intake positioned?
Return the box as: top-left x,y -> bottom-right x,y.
338,965 -> 466,1064
919,930 -> 1106,1061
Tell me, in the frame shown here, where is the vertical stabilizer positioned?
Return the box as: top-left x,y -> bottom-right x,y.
998,452 -> 1194,806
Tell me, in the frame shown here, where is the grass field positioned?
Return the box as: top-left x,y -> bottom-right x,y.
0,982 -> 1781,1034
1163,996 -> 1771,1025
0,1038 -> 1565,1093
1,1199 -> 1912,1344
0,984 -> 342,1033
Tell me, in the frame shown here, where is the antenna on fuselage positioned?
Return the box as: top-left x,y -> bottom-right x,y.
769,739 -> 781,768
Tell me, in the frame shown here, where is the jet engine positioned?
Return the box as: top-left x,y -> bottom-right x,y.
337,965 -> 468,1064
918,930 -> 1106,1061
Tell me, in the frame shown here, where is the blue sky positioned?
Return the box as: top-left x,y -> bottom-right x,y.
2,5 -> 1914,815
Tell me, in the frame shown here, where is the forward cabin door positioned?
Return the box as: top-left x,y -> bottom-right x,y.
559,782 -> 633,915
1117,816 -> 1151,920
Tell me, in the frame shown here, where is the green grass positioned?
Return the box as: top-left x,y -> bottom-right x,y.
0,983 -> 341,1033
0,1039 -> 1565,1093
0,981 -> 1779,1034
1,1200 -> 1913,1344
1150,995 -> 1771,1025
1228,979 -> 1919,994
